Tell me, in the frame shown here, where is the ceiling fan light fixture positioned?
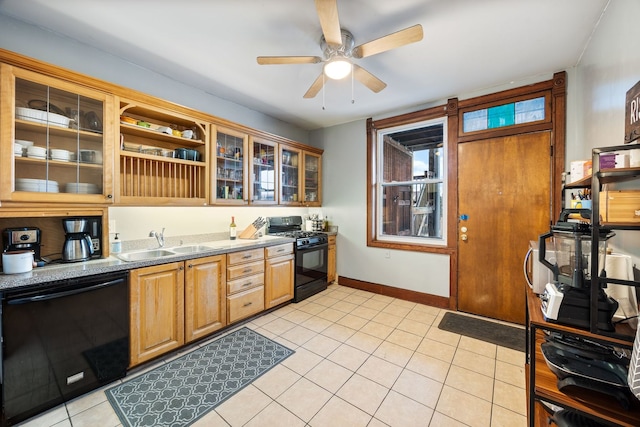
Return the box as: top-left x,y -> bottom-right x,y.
324,57 -> 352,80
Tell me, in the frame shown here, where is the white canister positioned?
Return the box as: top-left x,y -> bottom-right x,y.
2,250 -> 34,274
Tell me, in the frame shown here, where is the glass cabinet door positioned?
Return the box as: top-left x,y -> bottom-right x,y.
1,65 -> 113,203
250,137 -> 277,204
214,128 -> 247,204
280,146 -> 301,205
303,151 -> 322,206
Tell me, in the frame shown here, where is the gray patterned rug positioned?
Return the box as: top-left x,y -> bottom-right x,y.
106,327 -> 294,427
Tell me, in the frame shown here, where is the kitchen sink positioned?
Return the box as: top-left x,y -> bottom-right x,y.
168,245 -> 215,254
116,249 -> 176,262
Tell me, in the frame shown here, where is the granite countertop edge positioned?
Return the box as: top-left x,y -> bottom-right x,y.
0,235 -> 294,291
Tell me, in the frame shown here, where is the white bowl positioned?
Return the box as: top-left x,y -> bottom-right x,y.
14,139 -> 34,148
50,148 -> 70,160
27,146 -> 47,157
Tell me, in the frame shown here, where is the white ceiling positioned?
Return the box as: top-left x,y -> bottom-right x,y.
0,0 -> 609,131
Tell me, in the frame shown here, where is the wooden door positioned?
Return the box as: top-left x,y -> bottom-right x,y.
265,254 -> 295,308
185,255 -> 226,343
129,262 -> 184,366
458,132 -> 551,324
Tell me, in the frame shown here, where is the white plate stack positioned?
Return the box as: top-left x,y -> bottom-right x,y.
13,143 -> 23,157
64,182 -> 100,194
50,148 -> 71,162
26,146 -> 47,159
15,178 -> 59,193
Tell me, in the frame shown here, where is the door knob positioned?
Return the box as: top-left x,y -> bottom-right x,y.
461,226 -> 468,232
461,234 -> 468,241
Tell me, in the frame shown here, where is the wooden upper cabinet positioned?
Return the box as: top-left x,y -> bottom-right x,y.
249,136 -> 278,205
211,125 -> 249,205
0,64 -> 115,204
279,145 -> 302,206
302,151 -> 322,206
116,97 -> 209,206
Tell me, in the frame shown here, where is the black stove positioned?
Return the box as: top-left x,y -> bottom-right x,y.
267,216 -> 329,302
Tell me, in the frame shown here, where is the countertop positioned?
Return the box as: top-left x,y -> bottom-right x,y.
0,235 -> 294,291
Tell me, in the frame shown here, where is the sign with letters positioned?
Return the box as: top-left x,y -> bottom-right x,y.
625,79 -> 640,143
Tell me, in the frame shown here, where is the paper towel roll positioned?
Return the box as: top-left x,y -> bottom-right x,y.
603,253 -> 637,329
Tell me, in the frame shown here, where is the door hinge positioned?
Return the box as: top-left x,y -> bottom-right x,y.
550,145 -> 554,156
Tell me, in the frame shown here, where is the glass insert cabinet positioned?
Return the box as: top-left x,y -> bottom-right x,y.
213,127 -> 248,205
0,65 -> 114,203
250,137 -> 278,204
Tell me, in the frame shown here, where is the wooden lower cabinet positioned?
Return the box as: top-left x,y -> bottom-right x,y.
265,243 -> 294,308
327,235 -> 336,283
130,255 -> 227,366
184,255 -> 226,343
226,248 -> 265,323
129,262 -> 185,366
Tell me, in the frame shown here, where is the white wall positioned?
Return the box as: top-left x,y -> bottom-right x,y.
311,121 -> 450,297
571,0 -> 640,259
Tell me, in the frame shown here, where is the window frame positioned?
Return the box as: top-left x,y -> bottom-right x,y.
375,118 -> 448,246
367,104 -> 456,254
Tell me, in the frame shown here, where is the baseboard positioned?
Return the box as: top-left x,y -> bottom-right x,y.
337,276 -> 449,309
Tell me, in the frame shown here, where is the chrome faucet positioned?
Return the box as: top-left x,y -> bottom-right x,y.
149,228 -> 165,248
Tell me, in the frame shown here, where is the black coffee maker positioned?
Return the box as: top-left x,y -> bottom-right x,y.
2,227 -> 42,261
538,209 -> 618,331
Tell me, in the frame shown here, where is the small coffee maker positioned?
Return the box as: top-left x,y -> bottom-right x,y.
2,227 -> 42,260
62,218 -> 94,262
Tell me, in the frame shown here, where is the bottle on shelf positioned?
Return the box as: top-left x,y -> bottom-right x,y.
229,216 -> 237,240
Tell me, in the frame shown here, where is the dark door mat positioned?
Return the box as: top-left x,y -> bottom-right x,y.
437,312 -> 525,352
106,327 -> 294,427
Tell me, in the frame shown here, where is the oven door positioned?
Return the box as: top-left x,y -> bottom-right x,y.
295,243 -> 328,301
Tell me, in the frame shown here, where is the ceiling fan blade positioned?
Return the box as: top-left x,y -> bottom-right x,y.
315,0 -> 342,47
257,56 -> 322,65
303,74 -> 325,98
352,24 -> 423,59
353,65 -> 387,93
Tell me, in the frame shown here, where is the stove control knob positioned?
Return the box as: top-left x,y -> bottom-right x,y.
301,239 -> 309,246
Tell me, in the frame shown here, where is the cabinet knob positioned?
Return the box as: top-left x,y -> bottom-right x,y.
179,265 -> 184,271
188,264 -> 193,269
107,194 -> 113,199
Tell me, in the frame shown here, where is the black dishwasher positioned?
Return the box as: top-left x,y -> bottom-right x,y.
1,271 -> 129,425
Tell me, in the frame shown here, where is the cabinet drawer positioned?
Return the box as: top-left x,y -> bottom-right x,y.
227,286 -> 264,323
227,248 -> 264,265
227,273 -> 264,295
265,243 -> 294,258
227,260 -> 264,281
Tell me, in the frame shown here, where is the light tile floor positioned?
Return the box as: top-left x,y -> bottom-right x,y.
18,283 -> 527,427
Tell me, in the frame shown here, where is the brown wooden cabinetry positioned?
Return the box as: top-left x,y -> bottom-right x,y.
184,255 -> 226,343
302,151 -> 322,206
327,235 -> 336,283
116,97 -> 208,205
130,262 -> 185,366
226,248 -> 265,323
265,243 -> 294,308
0,64 -> 115,204
212,126 -> 248,205
130,255 -> 227,366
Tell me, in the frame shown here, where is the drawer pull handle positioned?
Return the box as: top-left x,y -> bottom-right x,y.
243,302 -> 253,307
242,282 -> 252,287
277,249 -> 285,252
243,268 -> 253,273
242,255 -> 252,259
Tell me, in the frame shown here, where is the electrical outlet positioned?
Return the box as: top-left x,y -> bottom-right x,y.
108,220 -> 116,234
384,251 -> 391,259
91,239 -> 100,252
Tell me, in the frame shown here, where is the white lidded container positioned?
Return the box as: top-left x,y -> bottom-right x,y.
2,250 -> 34,274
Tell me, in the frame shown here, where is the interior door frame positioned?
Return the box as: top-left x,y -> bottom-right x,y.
448,72 -> 567,310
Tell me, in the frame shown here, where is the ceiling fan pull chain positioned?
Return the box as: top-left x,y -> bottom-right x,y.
351,69 -> 355,104
322,73 -> 326,110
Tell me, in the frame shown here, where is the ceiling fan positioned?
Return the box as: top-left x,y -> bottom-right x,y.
256,0 -> 423,98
